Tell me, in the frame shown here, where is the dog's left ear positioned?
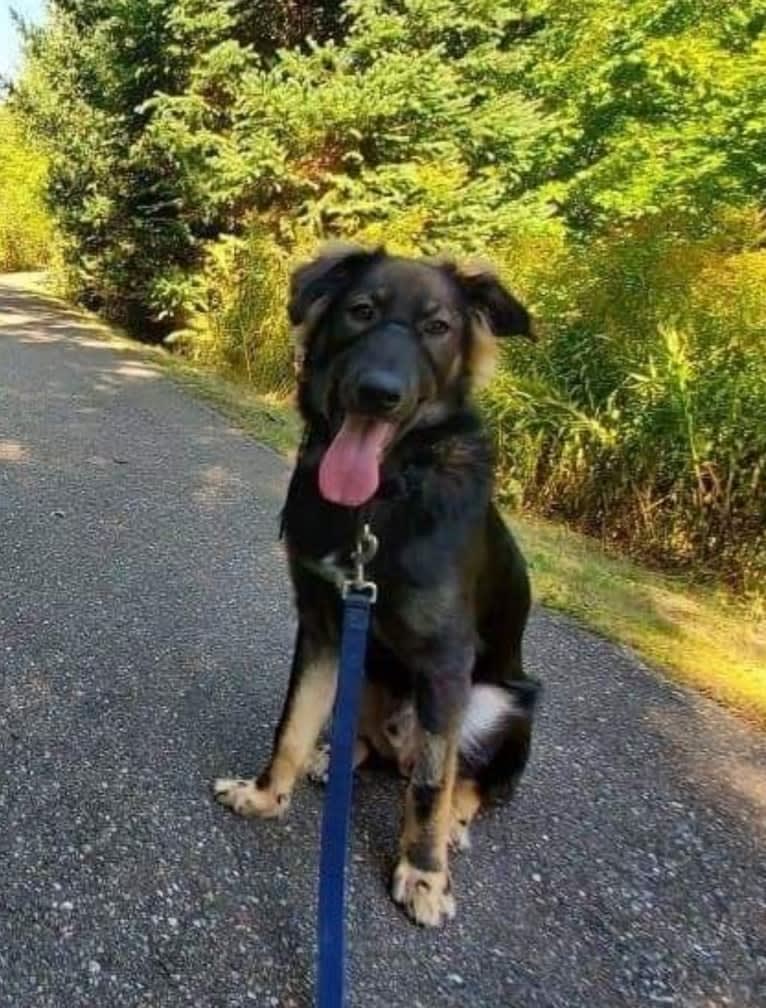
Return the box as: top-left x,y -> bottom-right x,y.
448,263 -> 533,339
288,242 -> 383,328
289,243 -> 384,377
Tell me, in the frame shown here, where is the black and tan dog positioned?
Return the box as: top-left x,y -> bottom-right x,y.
215,245 -> 539,926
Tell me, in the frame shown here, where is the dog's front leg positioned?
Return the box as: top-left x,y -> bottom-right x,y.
214,625 -> 337,819
392,639 -> 472,926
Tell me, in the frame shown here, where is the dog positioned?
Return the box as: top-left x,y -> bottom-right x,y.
215,245 -> 539,926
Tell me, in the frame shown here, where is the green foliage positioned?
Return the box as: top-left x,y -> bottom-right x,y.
483,210 -> 766,593
0,107 -> 53,271
173,228 -> 297,392
11,0 -> 766,590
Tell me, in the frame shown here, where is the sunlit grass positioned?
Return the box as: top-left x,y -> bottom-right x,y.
156,358 -> 300,456
513,514 -> 766,727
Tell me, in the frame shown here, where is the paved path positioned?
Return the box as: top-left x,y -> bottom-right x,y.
1,275 -> 764,1008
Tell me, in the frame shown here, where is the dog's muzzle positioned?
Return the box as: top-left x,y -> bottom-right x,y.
318,325 -> 422,508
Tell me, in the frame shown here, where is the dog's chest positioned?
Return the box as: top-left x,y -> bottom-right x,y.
299,550 -> 351,591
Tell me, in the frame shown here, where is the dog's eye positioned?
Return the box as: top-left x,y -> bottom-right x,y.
348,302 -> 375,323
422,318 -> 450,337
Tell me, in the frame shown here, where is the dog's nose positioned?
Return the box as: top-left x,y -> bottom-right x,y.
355,370 -> 404,414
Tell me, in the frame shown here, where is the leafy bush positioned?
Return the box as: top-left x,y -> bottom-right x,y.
0,107 -> 52,271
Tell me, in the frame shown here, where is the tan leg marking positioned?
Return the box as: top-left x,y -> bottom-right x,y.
449,777 -> 482,851
214,655 -> 337,818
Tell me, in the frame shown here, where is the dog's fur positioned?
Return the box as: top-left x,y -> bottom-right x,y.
215,246 -> 539,926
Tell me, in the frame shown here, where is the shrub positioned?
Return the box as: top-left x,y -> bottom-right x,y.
0,107 -> 52,271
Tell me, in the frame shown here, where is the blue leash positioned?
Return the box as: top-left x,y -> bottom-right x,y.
316,527 -> 377,1008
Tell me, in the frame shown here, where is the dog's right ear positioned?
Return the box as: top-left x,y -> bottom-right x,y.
288,243 -> 383,329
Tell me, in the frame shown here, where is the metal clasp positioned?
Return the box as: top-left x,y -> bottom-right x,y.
342,523 -> 378,603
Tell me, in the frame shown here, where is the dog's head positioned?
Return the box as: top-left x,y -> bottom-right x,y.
289,244 -> 532,507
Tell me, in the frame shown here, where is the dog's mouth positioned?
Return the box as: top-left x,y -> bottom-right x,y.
318,413 -> 397,507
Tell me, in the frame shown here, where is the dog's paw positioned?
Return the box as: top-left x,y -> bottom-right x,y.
305,744 -> 331,785
448,813 -> 472,852
391,859 -> 456,927
306,739 -> 370,784
213,777 -> 290,819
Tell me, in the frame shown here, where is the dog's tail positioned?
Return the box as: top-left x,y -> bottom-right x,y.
458,681 -> 538,775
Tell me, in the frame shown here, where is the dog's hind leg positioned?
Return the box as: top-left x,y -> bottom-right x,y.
214,626 -> 337,818
304,737 -> 370,784
458,674 -> 537,806
305,677 -> 406,783
449,777 -> 481,851
448,681 -> 539,849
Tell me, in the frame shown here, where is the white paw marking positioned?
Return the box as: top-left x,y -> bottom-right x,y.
213,777 -> 289,819
391,860 -> 456,927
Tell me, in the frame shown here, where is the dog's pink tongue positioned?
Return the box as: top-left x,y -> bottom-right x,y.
319,415 -> 394,507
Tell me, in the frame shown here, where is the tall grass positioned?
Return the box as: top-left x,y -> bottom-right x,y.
172,229 -> 301,393
484,210 -> 766,596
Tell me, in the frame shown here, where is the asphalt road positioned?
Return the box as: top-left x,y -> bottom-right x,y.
1,275 -> 764,1008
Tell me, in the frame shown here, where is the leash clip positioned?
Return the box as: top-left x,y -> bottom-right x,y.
342,523 -> 378,603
